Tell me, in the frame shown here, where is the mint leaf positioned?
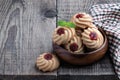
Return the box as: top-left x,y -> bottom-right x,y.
57,20 -> 66,26
67,22 -> 76,28
57,20 -> 75,28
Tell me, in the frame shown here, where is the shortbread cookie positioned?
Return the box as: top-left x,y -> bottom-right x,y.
71,12 -> 96,29
81,28 -> 104,49
53,26 -> 76,45
65,35 -> 84,54
36,53 -> 60,72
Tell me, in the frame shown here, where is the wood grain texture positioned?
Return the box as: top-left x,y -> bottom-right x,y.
57,0 -> 120,21
57,0 -> 120,76
0,0 -> 56,75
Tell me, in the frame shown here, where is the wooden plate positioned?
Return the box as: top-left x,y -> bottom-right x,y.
53,28 -> 108,65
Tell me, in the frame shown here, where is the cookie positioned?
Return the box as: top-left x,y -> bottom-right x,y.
36,53 -> 60,72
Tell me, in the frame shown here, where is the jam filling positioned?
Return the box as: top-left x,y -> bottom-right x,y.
70,43 -> 78,52
76,14 -> 84,18
44,53 -> 53,60
57,28 -> 65,35
89,32 -> 97,40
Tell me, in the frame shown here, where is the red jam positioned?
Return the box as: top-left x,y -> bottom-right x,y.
57,28 -> 65,35
70,43 -> 78,52
76,14 -> 84,18
44,53 -> 53,60
89,32 -> 97,40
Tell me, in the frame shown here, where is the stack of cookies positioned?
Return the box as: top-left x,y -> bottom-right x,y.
53,12 -> 104,54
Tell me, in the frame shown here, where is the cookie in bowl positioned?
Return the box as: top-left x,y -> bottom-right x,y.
71,12 -> 96,29
81,27 -> 104,49
52,26 -> 76,45
65,35 -> 84,54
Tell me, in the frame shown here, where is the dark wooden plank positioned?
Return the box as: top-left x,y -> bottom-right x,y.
57,0 -> 120,77
0,75 -> 57,80
57,75 -> 119,80
0,75 -> 119,80
0,0 -> 57,75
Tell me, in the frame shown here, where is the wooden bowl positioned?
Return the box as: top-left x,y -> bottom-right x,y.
53,28 -> 108,65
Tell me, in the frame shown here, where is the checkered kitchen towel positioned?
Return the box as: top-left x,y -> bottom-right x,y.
90,3 -> 120,78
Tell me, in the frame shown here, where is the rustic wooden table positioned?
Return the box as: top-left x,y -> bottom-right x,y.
0,0 -> 120,80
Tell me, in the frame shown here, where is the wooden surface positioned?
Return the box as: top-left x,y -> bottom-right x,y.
0,0 -> 56,75
0,0 -> 120,80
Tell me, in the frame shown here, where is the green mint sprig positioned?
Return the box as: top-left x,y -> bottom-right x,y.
57,20 -> 76,28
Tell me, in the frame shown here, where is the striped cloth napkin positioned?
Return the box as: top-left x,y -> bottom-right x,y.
90,3 -> 120,78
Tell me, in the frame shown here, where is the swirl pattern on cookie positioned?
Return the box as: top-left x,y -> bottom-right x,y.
81,28 -> 104,49
53,26 -> 76,45
65,35 -> 84,54
36,53 -> 60,72
71,12 -> 96,29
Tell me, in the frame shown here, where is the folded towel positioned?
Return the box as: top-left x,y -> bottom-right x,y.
90,3 -> 120,78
